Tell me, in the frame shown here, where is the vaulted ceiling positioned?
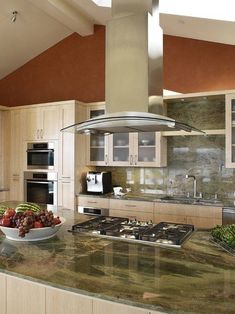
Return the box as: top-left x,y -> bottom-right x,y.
1,0 -> 235,80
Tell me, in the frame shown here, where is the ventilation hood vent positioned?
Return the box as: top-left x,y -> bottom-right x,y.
61,0 -> 203,135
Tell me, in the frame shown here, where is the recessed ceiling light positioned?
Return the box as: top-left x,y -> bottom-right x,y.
91,0 -> 111,8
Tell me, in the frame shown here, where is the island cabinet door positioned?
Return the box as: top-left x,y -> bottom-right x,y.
6,275 -> 45,314
46,286 -> 93,314
0,273 -> 6,314
93,299 -> 150,314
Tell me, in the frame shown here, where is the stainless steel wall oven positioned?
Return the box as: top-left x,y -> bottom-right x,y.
27,142 -> 55,170
24,171 -> 58,206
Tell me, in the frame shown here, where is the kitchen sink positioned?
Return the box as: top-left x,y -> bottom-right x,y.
160,195 -> 223,205
115,194 -> 223,206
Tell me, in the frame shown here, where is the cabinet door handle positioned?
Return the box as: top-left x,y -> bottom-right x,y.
37,129 -> 39,139
134,155 -> 138,165
40,129 -> 43,139
130,155 -> 133,165
105,154 -> 108,165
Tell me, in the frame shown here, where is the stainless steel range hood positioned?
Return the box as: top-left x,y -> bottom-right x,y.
61,111 -> 202,134
61,0 -> 203,135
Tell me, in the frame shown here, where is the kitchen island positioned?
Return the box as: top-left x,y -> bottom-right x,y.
0,206 -> 234,314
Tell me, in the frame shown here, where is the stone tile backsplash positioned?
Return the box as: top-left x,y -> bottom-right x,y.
96,97 -> 234,202
97,135 -> 235,202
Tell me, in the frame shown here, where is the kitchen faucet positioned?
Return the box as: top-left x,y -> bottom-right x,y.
185,174 -> 200,198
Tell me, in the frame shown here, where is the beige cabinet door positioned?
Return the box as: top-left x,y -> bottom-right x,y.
24,106 -> 59,141
24,108 -> 40,140
93,299 -> 149,314
109,199 -> 154,221
9,176 -> 23,201
10,109 -> 25,176
40,106 -> 60,140
86,104 -> 109,166
6,276 -> 45,314
133,132 -> 167,167
0,273 -> 6,314
46,286 -> 92,314
59,104 -> 75,179
109,133 -> 134,166
58,180 -> 75,209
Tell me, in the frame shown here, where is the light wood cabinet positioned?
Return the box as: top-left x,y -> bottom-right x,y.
86,103 -> 109,166
226,93 -> 235,167
1,274 -> 160,314
9,109 -> 25,201
24,106 -> 60,141
93,299 -> 150,314
6,275 -> 45,314
109,132 -> 167,167
85,103 -> 166,167
58,101 -> 86,209
58,180 -> 75,209
0,273 -> 6,314
109,199 -> 154,221
153,202 -> 222,229
46,286 -> 93,314
9,176 -> 23,201
78,196 -> 109,209
0,110 -> 10,193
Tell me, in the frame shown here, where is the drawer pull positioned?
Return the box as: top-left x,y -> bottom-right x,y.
87,201 -> 98,204
125,204 -> 137,208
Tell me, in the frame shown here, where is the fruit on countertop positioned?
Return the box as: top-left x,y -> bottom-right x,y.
15,202 -> 41,213
0,205 -> 8,216
211,224 -> 235,249
0,207 -> 61,238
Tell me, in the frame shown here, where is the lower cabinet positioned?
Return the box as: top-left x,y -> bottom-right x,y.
0,273 -> 6,314
46,286 -> 92,314
153,203 -> 222,229
93,299 -> 151,314
7,275 -> 45,314
58,180 -> 75,209
109,199 -> 154,221
9,175 -> 23,201
0,273 -> 162,314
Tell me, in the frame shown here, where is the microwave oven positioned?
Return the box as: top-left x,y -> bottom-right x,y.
26,142 -> 55,170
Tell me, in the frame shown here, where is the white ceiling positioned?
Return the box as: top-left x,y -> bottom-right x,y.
0,0 -> 235,80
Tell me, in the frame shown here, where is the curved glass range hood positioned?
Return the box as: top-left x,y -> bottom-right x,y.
61,111 -> 204,135
61,0 -> 203,136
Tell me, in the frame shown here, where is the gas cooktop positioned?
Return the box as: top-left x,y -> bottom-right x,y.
70,216 -> 194,248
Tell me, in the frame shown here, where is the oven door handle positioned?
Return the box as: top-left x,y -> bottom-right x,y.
26,180 -> 53,184
26,149 -> 54,153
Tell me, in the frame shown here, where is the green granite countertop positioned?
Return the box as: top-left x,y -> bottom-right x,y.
0,207 -> 234,314
78,192 -> 227,207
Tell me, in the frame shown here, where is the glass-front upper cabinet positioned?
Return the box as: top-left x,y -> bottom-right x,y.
226,94 -> 235,167
86,103 -> 109,166
109,132 -> 167,167
134,132 -> 167,167
109,133 -> 132,166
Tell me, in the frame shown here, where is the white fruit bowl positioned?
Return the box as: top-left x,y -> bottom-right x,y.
0,217 -> 66,241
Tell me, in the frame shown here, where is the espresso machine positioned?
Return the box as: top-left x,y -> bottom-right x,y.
86,171 -> 112,194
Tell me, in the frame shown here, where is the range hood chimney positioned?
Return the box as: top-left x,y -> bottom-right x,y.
61,0 -> 203,135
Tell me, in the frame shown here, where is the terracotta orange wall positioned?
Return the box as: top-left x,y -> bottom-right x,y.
1,30 -> 235,107
0,25 -> 105,107
164,35 -> 235,93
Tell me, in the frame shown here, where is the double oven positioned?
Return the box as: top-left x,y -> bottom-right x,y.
24,142 -> 58,206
